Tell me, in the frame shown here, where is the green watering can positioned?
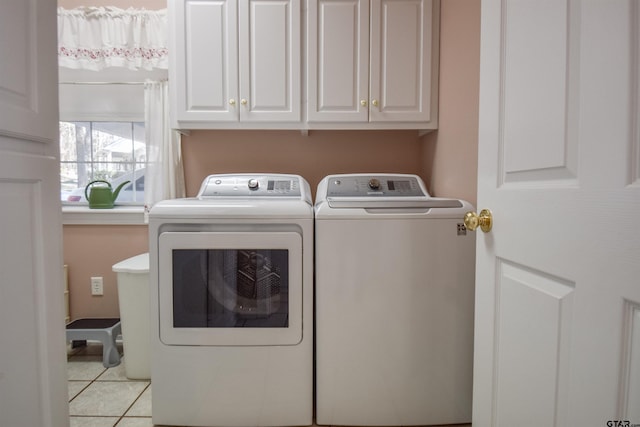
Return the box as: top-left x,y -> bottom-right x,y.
84,180 -> 130,209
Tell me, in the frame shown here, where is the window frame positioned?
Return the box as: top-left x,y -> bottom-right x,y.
60,120 -> 147,207
59,80 -> 148,225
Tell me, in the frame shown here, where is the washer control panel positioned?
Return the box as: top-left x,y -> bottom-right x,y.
327,175 -> 427,198
198,174 -> 302,198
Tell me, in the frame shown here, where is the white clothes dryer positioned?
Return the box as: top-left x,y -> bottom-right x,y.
149,174 -> 313,427
314,173 -> 475,426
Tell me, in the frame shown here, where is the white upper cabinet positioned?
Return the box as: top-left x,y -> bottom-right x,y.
169,0 -> 438,130
307,0 -> 369,123
307,0 -> 439,129
170,0 -> 237,124
170,0 -> 301,128
238,0 -> 301,123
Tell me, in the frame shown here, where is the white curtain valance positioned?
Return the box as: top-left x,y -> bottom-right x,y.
58,7 -> 168,71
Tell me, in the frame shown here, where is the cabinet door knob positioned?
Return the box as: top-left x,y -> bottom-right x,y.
229,99 -> 236,106
240,99 -> 248,106
371,99 -> 379,107
360,99 -> 368,107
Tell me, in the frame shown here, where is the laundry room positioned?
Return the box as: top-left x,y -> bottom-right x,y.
59,0 -> 480,425
61,0 -> 479,321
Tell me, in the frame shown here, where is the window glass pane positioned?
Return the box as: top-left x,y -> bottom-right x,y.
110,166 -> 145,203
172,249 -> 289,328
59,122 -> 76,162
111,162 -> 134,177
92,122 -> 134,161
60,163 -> 79,196
60,121 -> 146,205
60,122 -> 91,162
93,162 -> 112,181
129,168 -> 145,203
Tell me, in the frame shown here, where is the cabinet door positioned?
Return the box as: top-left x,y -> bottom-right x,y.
239,0 -> 300,122
370,0 -> 437,123
307,0 -> 369,122
170,0 -> 238,123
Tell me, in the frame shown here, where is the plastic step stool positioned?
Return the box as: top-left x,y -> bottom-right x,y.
66,318 -> 122,368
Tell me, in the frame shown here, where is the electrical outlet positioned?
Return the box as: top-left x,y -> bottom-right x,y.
91,277 -> 103,296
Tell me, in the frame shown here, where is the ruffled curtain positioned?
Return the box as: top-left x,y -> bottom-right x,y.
58,7 -> 168,71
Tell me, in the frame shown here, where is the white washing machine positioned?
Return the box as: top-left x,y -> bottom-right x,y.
149,174 -> 313,427
315,173 -> 475,426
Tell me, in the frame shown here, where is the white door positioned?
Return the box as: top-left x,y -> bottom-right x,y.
170,0 -> 239,123
239,0 -> 300,122
307,0 -> 369,122
0,1 -> 68,427
473,1 -> 640,426
369,0 -> 437,123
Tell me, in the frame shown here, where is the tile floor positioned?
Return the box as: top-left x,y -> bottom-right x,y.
67,341 -> 471,427
67,342 -> 152,427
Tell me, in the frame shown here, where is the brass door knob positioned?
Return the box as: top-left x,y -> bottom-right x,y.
371,99 -> 379,107
240,99 -> 248,106
360,99 -> 368,107
464,209 -> 493,233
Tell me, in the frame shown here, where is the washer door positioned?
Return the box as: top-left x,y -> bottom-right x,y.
158,231 -> 302,346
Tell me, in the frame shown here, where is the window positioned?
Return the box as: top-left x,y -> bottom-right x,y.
60,121 -> 146,205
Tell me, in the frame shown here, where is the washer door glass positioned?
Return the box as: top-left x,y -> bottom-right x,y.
158,232 -> 302,346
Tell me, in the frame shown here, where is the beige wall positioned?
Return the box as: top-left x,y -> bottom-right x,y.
64,226 -> 148,319
61,0 -> 481,320
422,0 -> 480,207
182,130 -> 424,198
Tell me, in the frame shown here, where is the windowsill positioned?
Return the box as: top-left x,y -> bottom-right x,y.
62,205 -> 146,225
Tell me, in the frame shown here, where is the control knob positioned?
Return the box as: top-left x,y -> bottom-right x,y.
368,178 -> 381,190
248,179 -> 259,190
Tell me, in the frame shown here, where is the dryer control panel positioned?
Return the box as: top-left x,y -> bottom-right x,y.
198,174 -> 302,198
326,175 -> 427,198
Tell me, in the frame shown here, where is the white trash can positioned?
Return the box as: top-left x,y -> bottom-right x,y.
113,253 -> 150,380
